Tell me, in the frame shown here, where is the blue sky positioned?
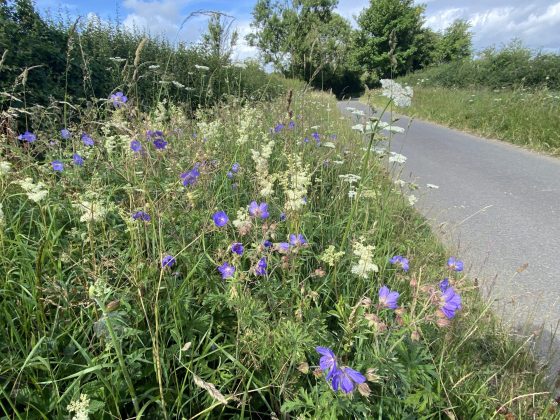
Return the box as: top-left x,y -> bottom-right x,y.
35,0 -> 560,60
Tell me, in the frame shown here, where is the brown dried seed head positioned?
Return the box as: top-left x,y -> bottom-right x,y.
358,382 -> 371,397
297,362 -> 309,374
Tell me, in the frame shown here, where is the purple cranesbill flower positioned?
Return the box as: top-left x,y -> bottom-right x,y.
162,254 -> 176,268
231,163 -> 240,173
280,212 -> 286,222
132,211 -> 151,222
389,255 -> 409,272
51,160 -> 64,172
275,242 -> 290,254
231,242 -> 244,255
72,153 -> 84,166
218,262 -> 235,279
61,129 -> 71,139
248,201 -> 269,219
213,211 -> 229,227
440,286 -> 462,319
378,285 -> 400,310
312,132 -> 320,141
303,137 -> 309,144
181,168 -> 200,187
288,120 -> 295,129
130,139 -> 142,152
255,257 -> 267,276
153,138 -> 168,150
81,133 -> 94,146
330,134 -> 337,140
447,256 -> 464,272
439,278 -> 450,292
289,233 -> 307,247
110,91 -> 127,108
263,240 -> 273,248
18,131 -> 36,143
316,346 -> 338,380
226,171 -> 234,179
331,366 -> 366,394
274,123 -> 284,133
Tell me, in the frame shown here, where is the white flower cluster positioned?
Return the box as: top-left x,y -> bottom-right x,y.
281,154 -> 311,212
17,178 -> 48,203
351,237 -> 379,278
197,119 -> 222,141
320,245 -> 345,267
380,79 -> 413,108
232,206 -> 252,235
251,139 -> 276,197
0,160 -> 11,175
75,200 -> 108,223
67,393 -> 90,420
339,173 -> 361,199
237,106 -> 261,146
388,152 -> 407,164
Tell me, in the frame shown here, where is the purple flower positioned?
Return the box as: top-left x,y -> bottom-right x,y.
316,346 -> 338,380
218,262 -> 235,279
378,285 -> 400,309
231,242 -> 244,255
447,257 -> 463,272
132,211 -> 151,222
130,139 -> 142,152
303,137 -> 309,143
263,240 -> 273,248
275,242 -> 290,253
248,201 -> 269,219
312,132 -> 320,141
226,171 -> 234,179
153,138 -> 168,150
231,163 -> 240,173
110,91 -> 128,108
439,278 -> 450,292
61,129 -> 71,139
51,160 -> 64,172
389,255 -> 409,272
288,120 -> 295,129
72,153 -> 84,166
213,211 -> 229,227
274,123 -> 284,133
279,212 -> 287,222
440,286 -> 462,319
81,133 -> 94,146
18,131 -> 36,143
162,254 -> 176,268
181,168 -> 200,187
331,367 -> 366,394
289,233 -> 307,247
255,257 -> 267,276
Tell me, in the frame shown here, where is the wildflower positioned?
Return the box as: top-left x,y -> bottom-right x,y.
389,152 -> 407,164
263,240 -> 273,248
447,256 -> 464,272
81,133 -> 94,146
218,262 -> 235,279
380,79 -> 413,107
275,242 -> 290,254
288,120 -> 295,129
130,140 -> 142,152
132,211 -> 151,222
231,163 -> 240,173
427,183 -> 439,189
439,278 -> 450,292
61,129 -> 71,139
110,91 -> 127,108
76,200 -> 107,223
51,160 -> 64,172
213,211 -> 229,227
231,242 -> 244,255
248,201 -> 269,219
194,64 -> 210,71
162,255 -> 176,268
331,366 -> 367,394
407,194 -> 418,206
351,238 -> 378,278
0,161 -> 12,175
440,286 -> 462,319
0,203 -> 4,227
17,178 -> 48,202
153,138 -> 168,150
280,154 -> 311,212
289,233 -> 307,247
315,346 -> 338,379
312,132 -> 320,141
72,154 -> 84,166
18,131 -> 36,143
274,123 -> 284,133
378,285 -> 400,309
226,171 -> 233,179
389,255 -> 409,272
255,257 -> 267,276
67,393 -> 90,420
181,168 -> 200,187
251,140 -> 276,196
320,245 -> 345,267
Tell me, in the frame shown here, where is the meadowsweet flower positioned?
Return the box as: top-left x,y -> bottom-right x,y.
231,242 -> 244,255
440,286 -> 462,319
351,237 -> 378,278
380,79 -> 413,107
17,178 -> 48,202
218,262 -> 235,279
75,200 -> 108,223
213,211 -> 229,227
18,131 -> 36,143
0,161 -> 12,175
389,255 -> 409,272
289,233 -> 307,247
255,257 -> 267,275
232,207 -> 252,235
73,153 -> 84,166
320,245 -> 345,267
110,91 -> 127,108
331,366 -> 367,394
130,139 -> 142,152
181,167 -> 200,187
248,201 -> 269,219
162,254 -> 176,268
132,211 -> 151,222
61,129 -> 71,139
316,346 -> 338,379
67,393 -> 90,420
447,256 -> 464,272
280,154 -> 311,212
81,133 -> 94,146
378,285 -> 400,309
251,140 -> 276,196
51,160 -> 64,172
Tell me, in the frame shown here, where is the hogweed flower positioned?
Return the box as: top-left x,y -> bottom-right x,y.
213,211 -> 229,227
81,133 -> 94,146
389,255 -> 409,272
378,285 -> 400,310
72,153 -> 84,166
380,79 -> 413,107
132,211 -> 151,222
389,152 -> 407,164
218,262 -> 235,279
162,255 -> 176,268
447,256 -> 464,272
231,242 -> 244,255
110,91 -> 128,108
51,160 -> 64,172
440,286 -> 462,319
248,201 -> 269,219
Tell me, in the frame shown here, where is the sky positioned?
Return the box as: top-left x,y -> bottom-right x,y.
35,0 -> 560,60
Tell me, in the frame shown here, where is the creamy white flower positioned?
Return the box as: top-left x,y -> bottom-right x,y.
394,179 -> 407,187
351,238 -> 379,278
339,174 -> 361,184
380,79 -> 413,107
322,141 -> 336,149
195,64 -> 210,71
17,178 -> 48,203
408,194 -> 418,206
75,200 -> 108,223
67,393 -> 90,420
0,161 -> 11,175
388,152 -> 407,164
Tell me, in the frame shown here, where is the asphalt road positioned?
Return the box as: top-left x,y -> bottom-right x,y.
338,99 -> 560,346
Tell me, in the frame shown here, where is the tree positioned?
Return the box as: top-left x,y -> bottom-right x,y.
435,19 -> 472,63
353,0 -> 430,80
201,13 -> 238,65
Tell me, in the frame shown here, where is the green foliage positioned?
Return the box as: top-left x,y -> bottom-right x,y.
434,19 -> 473,64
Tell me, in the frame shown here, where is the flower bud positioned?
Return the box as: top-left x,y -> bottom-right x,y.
358,382 -> 371,397
297,362 -> 309,374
